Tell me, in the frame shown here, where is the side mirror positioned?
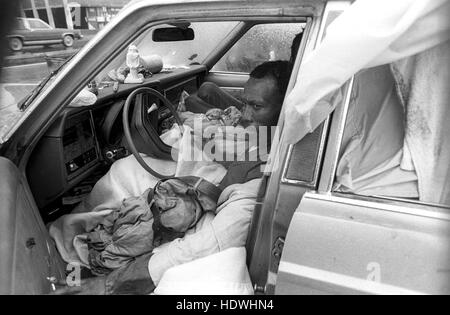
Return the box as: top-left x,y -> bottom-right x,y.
152,27 -> 195,42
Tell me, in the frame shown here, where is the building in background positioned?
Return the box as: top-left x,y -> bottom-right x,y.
20,0 -> 130,30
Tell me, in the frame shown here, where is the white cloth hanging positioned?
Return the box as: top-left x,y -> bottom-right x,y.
283,0 -> 450,145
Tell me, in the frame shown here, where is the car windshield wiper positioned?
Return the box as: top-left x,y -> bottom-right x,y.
17,54 -> 75,111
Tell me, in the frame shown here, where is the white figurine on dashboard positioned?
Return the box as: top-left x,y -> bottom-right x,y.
124,44 -> 144,84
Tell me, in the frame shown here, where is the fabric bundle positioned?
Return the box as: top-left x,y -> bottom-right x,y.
51,177 -> 220,275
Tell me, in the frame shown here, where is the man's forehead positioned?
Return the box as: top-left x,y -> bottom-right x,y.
244,77 -> 278,104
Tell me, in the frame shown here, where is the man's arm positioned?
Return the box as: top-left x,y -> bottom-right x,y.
148,179 -> 260,284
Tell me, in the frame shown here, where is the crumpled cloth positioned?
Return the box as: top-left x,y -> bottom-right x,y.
391,40 -> 450,204
51,176 -> 217,274
86,189 -> 154,275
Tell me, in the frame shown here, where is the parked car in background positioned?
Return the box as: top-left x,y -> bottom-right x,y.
7,18 -> 83,51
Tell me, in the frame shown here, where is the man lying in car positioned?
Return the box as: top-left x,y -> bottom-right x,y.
51,60 -> 292,295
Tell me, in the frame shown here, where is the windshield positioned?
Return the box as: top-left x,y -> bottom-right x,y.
95,21 -> 239,82
0,18 -> 239,143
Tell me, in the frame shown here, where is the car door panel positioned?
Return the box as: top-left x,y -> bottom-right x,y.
0,157 -> 65,294
276,192 -> 450,295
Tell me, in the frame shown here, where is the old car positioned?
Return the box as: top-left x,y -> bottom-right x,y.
0,0 -> 448,295
7,17 -> 83,51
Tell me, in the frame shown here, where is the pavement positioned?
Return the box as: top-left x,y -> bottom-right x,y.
1,62 -> 49,84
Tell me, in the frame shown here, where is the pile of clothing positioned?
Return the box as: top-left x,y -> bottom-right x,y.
52,176 -> 221,275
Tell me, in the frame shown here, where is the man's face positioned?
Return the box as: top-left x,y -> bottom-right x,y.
241,76 -> 282,126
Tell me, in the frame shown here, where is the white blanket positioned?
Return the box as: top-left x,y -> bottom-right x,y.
154,247 -> 254,295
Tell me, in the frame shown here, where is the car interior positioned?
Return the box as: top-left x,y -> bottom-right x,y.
2,0 -> 448,296
3,19 -> 307,293
2,3 -> 448,295
25,20 -> 305,224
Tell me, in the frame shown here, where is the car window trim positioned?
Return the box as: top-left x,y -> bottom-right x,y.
308,191 -> 450,220
317,78 -> 354,192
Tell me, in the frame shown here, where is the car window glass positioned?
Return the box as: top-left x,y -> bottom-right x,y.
212,23 -> 305,73
28,19 -> 51,29
15,19 -> 27,30
95,21 -> 239,83
142,21 -> 239,67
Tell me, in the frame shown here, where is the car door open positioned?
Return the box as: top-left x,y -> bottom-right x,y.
0,157 -> 65,294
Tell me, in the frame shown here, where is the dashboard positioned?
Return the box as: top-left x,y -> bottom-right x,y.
63,111 -> 99,179
27,108 -> 101,211
26,65 -> 206,217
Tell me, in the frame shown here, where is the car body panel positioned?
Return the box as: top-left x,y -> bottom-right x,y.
276,192 -> 450,295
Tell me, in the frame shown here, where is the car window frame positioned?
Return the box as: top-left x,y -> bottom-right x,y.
279,3 -> 350,190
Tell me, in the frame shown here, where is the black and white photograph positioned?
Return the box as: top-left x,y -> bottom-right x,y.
0,0 -> 449,299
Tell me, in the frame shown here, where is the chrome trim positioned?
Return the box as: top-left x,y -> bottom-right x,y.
209,70 -> 250,76
318,77 -> 354,192
304,192 -> 450,221
372,194 -> 450,210
24,39 -> 62,45
278,262 -> 426,295
219,87 -> 244,90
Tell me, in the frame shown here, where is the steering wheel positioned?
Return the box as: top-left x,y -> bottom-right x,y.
123,87 -> 184,179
